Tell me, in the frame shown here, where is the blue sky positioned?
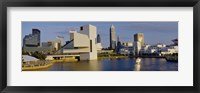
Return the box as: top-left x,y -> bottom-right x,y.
22,22 -> 178,48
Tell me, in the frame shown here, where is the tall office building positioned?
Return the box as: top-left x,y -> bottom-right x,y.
97,34 -> 101,43
116,36 -> 122,53
32,29 -> 40,46
110,24 -> 116,50
96,34 -> 103,50
23,29 -> 41,47
134,33 -> 144,46
117,35 -> 120,42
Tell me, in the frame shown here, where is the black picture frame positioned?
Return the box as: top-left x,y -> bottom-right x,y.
0,0 -> 200,93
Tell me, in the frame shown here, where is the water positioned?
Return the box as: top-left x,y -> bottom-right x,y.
36,58 -> 178,71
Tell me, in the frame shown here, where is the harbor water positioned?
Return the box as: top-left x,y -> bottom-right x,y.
35,58 -> 178,71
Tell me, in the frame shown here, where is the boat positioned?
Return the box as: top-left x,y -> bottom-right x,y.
136,58 -> 141,64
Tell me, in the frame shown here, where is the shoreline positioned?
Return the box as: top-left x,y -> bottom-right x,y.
98,56 -> 166,58
22,56 -> 176,71
22,59 -> 78,71
22,62 -> 53,71
133,56 -> 165,58
52,59 -> 78,63
98,56 -> 128,59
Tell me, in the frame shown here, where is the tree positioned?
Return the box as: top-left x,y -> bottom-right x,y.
31,51 -> 46,60
22,50 -> 29,55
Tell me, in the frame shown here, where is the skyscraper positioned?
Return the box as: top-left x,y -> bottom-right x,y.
110,24 -> 116,50
97,34 -> 101,43
23,29 -> 41,47
134,33 -> 144,46
32,29 -> 40,46
116,36 -> 122,53
96,34 -> 103,50
117,35 -> 120,42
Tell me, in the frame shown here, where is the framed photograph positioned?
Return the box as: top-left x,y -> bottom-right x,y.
0,0 -> 200,93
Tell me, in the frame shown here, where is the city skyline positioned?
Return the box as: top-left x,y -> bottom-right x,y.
22,22 -> 178,48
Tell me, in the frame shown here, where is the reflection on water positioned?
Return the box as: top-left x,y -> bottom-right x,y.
134,64 -> 141,71
36,58 -> 178,71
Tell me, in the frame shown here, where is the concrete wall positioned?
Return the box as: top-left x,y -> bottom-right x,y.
70,31 -> 90,48
78,24 -> 97,60
80,52 -> 97,60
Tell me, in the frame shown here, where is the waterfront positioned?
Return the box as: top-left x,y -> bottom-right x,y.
22,22 -> 178,71
33,58 -> 178,71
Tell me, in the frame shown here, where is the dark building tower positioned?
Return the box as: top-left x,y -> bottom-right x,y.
32,29 -> 41,46
23,29 -> 41,47
116,36 -> 122,54
97,34 -> 101,43
110,24 -> 116,50
117,35 -> 120,42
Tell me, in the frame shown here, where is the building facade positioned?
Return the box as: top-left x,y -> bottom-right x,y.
56,36 -> 65,46
97,34 -> 101,43
96,34 -> 103,50
134,33 -> 144,46
122,42 -> 133,47
61,24 -> 98,60
23,28 -> 62,54
116,36 -> 122,53
133,41 -> 141,56
110,25 -> 116,50
23,29 -> 41,47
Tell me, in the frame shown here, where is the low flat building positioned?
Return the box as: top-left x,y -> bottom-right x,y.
122,42 -> 133,47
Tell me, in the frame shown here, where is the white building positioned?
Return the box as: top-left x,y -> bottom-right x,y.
156,43 -> 166,48
140,44 -> 150,54
147,47 -> 158,54
119,47 -> 133,55
60,24 -> 98,60
161,45 -> 178,55
140,43 -> 167,55
96,43 -> 103,50
133,40 -> 178,56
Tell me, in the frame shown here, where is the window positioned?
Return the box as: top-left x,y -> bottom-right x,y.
90,40 -> 92,52
80,26 -> 83,30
